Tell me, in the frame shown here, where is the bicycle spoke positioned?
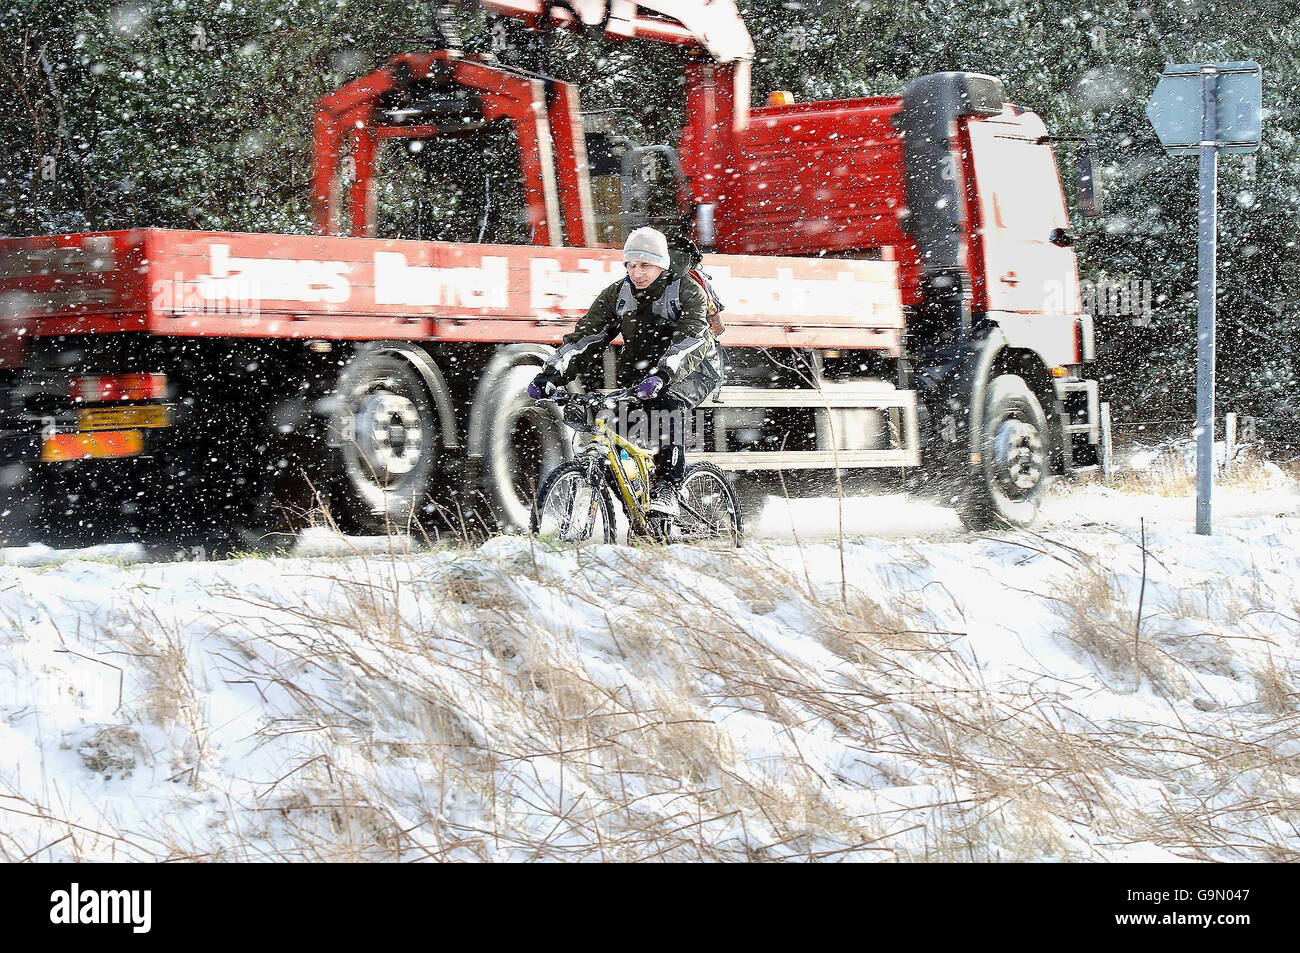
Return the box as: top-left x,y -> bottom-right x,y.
557,480 -> 583,540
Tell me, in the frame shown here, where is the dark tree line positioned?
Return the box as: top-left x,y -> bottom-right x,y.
2,0 -> 1297,428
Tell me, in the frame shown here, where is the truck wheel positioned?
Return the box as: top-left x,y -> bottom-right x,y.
478,363 -> 569,532
331,351 -> 441,535
958,374 -> 1049,531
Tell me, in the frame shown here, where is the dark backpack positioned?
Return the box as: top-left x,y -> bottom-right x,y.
676,240 -> 726,336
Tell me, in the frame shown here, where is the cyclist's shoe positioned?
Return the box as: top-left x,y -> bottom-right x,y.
646,514 -> 680,543
646,483 -> 680,519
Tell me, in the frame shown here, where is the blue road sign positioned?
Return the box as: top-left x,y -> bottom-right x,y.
1146,61 -> 1261,155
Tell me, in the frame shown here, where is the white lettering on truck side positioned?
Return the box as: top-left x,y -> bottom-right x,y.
373,251 -> 509,308
526,258 -> 902,322
197,243 -> 351,304
709,263 -> 901,322
529,257 -> 623,311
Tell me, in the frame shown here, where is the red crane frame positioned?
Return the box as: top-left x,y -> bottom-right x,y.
312,50 -> 596,246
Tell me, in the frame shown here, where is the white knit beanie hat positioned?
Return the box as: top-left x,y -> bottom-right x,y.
623,227 -> 670,270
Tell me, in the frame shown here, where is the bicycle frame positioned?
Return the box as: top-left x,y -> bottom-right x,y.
583,417 -> 657,537
546,390 -> 732,543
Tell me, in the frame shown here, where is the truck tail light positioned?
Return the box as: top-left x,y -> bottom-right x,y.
41,430 -> 144,462
70,373 -> 167,403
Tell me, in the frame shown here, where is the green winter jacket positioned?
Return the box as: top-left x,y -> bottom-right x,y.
544,270 -> 723,400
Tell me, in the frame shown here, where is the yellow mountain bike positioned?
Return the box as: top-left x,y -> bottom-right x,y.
531,389 -> 742,546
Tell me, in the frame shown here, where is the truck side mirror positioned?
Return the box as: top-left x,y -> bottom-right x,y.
1077,143 -> 1101,218
1049,227 -> 1075,247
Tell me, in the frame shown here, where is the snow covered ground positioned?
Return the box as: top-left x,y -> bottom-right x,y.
2,474 -> 1299,861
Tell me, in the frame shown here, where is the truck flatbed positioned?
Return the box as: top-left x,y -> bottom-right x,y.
0,229 -> 904,357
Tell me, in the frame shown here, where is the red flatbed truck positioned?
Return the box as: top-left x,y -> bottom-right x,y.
0,1 -> 1100,553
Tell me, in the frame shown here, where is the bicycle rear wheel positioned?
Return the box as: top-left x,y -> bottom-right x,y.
531,459 -> 617,544
677,461 -> 743,546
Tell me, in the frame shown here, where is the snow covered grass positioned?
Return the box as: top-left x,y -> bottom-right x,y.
1112,436 -> 1297,498
2,477 -> 1299,862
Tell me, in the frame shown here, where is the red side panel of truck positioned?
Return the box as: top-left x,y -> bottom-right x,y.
0,231 -> 153,346
0,230 -> 907,358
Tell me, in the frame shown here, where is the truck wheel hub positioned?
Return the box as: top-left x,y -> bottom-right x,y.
992,419 -> 1043,498
356,391 -> 423,479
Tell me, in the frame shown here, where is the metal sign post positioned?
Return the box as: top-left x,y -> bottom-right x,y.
1197,69 -> 1217,536
1146,61 -> 1261,535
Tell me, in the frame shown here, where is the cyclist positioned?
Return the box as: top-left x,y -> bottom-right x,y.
528,226 -> 725,518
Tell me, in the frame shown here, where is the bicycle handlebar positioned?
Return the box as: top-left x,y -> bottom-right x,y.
540,388 -> 643,434
544,388 -> 640,409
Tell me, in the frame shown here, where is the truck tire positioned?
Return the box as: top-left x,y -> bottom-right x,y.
330,350 -> 441,535
478,362 -> 569,532
958,373 -> 1049,531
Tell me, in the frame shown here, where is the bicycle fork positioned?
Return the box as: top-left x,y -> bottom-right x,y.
567,456 -> 603,541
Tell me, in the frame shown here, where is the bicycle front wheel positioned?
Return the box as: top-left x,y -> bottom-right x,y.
531,459 -> 618,545
678,461 -> 743,547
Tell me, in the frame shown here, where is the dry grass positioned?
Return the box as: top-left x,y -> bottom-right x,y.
1048,563 -> 1182,693
109,607 -> 210,785
61,725 -> 143,779
1252,653 -> 1298,715
3,508 -> 1299,863
1107,440 -> 1285,497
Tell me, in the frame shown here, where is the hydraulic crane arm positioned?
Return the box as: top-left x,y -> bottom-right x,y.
480,0 -> 754,63
313,51 -> 594,243
483,0 -> 754,221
